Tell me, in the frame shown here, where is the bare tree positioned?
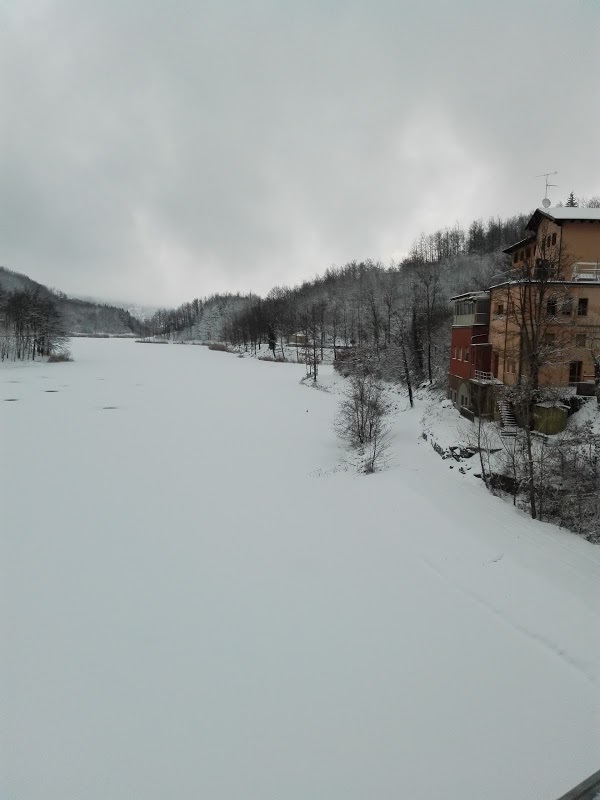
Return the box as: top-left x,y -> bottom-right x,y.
392,311 -> 414,408
335,371 -> 391,472
500,224 -> 574,518
579,196 -> 600,208
381,272 -> 399,347
0,289 -> 67,362
591,335 -> 600,406
363,413 -> 391,474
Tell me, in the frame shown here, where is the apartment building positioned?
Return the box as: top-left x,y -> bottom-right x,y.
449,206 -> 600,419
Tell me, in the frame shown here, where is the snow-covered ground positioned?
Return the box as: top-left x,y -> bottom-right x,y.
2,338 -> 599,800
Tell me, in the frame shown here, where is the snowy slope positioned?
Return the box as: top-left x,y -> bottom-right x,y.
1,338 -> 599,800
174,295 -> 251,342
0,266 -> 139,336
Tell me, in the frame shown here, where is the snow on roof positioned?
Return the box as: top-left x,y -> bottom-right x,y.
449,290 -> 489,301
503,234 -> 536,254
524,206 -> 600,234
535,207 -> 600,222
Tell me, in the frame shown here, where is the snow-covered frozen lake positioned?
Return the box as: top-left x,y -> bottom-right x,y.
2,338 -> 600,800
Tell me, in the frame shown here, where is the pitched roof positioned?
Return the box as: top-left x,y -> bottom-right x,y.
526,206 -> 600,230
503,234 -> 536,254
449,290 -> 489,302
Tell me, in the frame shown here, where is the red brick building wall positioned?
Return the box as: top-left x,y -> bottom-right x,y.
449,326 -> 477,381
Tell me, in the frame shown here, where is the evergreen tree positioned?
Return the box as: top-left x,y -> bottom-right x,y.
566,191 -> 578,207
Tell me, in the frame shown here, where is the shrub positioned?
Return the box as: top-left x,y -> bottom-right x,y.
48,351 -> 73,363
335,371 -> 391,472
258,354 -> 287,362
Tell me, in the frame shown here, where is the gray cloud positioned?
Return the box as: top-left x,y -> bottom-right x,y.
1,0 -> 599,305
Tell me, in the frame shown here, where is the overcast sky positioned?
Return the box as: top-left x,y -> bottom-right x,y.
2,0 -> 599,306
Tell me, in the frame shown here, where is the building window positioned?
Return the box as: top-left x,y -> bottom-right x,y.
543,332 -> 556,347
496,303 -> 504,316
577,298 -> 588,316
547,298 -> 557,316
535,258 -> 553,280
464,348 -> 469,362
552,232 -> 557,245
561,298 -> 573,316
513,252 -> 518,264
575,334 -> 586,347
569,361 -> 583,385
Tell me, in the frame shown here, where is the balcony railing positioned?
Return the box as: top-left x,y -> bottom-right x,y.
572,261 -> 600,282
472,370 -> 495,381
453,312 -> 489,326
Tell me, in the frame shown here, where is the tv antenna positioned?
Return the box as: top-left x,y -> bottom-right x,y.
536,171 -> 558,208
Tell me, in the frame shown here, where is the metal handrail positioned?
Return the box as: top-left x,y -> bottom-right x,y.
452,312 -> 489,326
572,261 -> 600,282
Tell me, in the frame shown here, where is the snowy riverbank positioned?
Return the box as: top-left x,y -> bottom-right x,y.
2,337 -> 599,800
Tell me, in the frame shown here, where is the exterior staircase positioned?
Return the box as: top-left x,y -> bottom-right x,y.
497,400 -> 518,437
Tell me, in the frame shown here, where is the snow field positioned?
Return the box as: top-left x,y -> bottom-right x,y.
2,338 -> 599,800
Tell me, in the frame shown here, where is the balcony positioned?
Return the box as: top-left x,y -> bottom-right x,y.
470,370 -> 502,384
572,261 -> 600,282
452,312 -> 489,327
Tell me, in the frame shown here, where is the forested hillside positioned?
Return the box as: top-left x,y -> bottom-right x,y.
3,210 -> 530,371
147,212 -> 530,388
0,267 -> 140,337
142,294 -> 252,342
0,286 -> 67,362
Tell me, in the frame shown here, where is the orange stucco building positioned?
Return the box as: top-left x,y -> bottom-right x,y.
449,207 -> 600,417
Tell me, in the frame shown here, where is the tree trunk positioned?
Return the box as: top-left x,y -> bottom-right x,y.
411,307 -> 423,371
400,329 -> 414,408
524,423 -> 537,519
477,399 -> 488,489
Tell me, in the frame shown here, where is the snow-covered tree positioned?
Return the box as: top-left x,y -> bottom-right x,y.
566,191 -> 578,207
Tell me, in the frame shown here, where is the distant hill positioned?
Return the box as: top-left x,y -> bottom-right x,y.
139,293 -> 252,341
0,266 -> 141,336
73,295 -> 159,321
173,295 -> 251,341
